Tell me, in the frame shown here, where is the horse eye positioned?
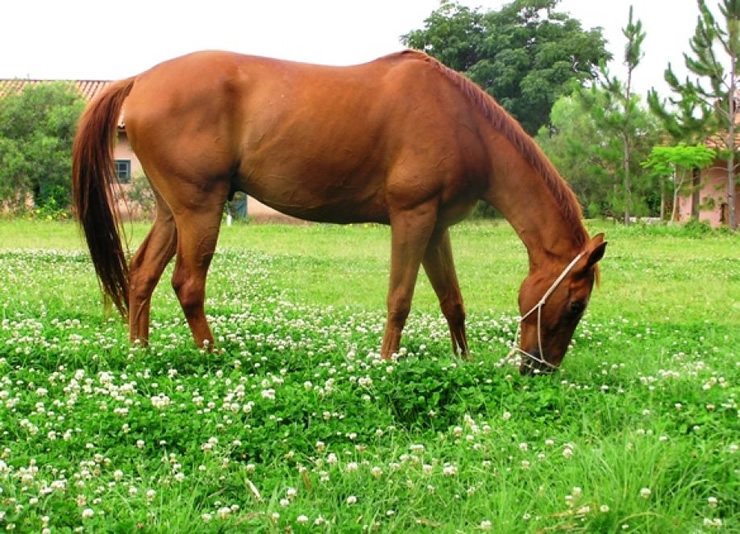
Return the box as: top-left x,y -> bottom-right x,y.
569,301 -> 585,316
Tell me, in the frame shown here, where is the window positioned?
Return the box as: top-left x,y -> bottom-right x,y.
115,160 -> 131,183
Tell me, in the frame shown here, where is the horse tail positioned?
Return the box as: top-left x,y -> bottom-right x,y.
72,77 -> 136,318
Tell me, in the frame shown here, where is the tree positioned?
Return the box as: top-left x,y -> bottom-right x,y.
641,143 -> 716,222
535,95 -> 604,216
0,82 -> 85,214
661,0 -> 739,230
402,0 -> 611,135
536,89 -> 661,218
583,5 -> 646,224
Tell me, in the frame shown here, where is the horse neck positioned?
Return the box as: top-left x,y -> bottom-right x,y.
482,134 -> 587,270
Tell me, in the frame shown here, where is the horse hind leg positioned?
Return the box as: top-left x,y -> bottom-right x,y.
128,190 -> 177,345
422,228 -> 469,358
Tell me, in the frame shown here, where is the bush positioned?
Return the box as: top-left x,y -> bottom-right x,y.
0,82 -> 85,215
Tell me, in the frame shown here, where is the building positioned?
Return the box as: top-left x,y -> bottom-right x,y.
676,159 -> 739,227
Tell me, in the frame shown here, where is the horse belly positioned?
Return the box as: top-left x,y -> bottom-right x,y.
237,165 -> 389,224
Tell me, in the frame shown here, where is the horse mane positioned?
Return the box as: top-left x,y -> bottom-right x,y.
394,50 -> 588,248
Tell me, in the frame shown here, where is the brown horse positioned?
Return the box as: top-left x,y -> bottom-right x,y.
72,50 -> 606,373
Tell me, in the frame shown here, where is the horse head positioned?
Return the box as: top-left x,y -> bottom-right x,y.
515,233 -> 607,375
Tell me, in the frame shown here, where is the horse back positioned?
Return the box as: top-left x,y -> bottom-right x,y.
123,51 -> 487,223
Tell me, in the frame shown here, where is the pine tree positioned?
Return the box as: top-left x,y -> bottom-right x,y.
585,5 -> 646,224
670,0 -> 739,230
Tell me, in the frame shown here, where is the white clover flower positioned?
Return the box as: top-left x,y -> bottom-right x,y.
202,513 -> 213,522
707,496 -> 718,507
640,487 -> 651,499
296,515 -> 309,524
480,520 -> 493,530
150,394 -> 171,409
346,495 -> 357,505
442,464 -> 458,477
371,466 -> 383,479
81,508 -> 94,519
519,442 -> 528,451
563,447 -> 574,458
600,504 -> 610,513
502,411 -> 512,421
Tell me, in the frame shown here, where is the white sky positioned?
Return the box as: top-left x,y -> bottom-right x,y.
2,0 -> 700,100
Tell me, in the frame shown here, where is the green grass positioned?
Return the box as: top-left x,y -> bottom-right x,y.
0,218 -> 737,532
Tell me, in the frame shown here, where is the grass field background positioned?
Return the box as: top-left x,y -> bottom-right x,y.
0,219 -> 737,532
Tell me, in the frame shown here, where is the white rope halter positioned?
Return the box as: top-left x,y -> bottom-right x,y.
508,250 -> 587,372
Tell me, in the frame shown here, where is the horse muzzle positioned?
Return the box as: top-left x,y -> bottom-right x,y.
518,349 -> 558,376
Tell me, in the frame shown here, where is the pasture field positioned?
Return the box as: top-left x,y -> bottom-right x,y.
0,219 -> 738,533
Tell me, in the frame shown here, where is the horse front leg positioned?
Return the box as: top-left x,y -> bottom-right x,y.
422,228 -> 469,358
170,203 -> 225,349
381,205 -> 437,360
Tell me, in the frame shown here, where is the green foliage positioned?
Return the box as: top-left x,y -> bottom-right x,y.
126,172 -> 157,219
402,0 -> 611,134
536,89 -> 661,218
0,82 -> 85,215
642,143 -> 716,179
647,78 -> 714,145
642,143 -> 717,222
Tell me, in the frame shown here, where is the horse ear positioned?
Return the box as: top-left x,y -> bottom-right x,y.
585,233 -> 607,269
573,233 -> 607,278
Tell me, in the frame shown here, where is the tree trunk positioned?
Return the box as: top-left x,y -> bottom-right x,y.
671,170 -> 686,224
623,63 -> 633,225
728,55 -> 738,230
691,167 -> 701,219
623,135 -> 631,224
726,154 -> 737,229
660,177 -> 666,221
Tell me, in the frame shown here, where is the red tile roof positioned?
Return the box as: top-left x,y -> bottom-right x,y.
0,79 -> 113,101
